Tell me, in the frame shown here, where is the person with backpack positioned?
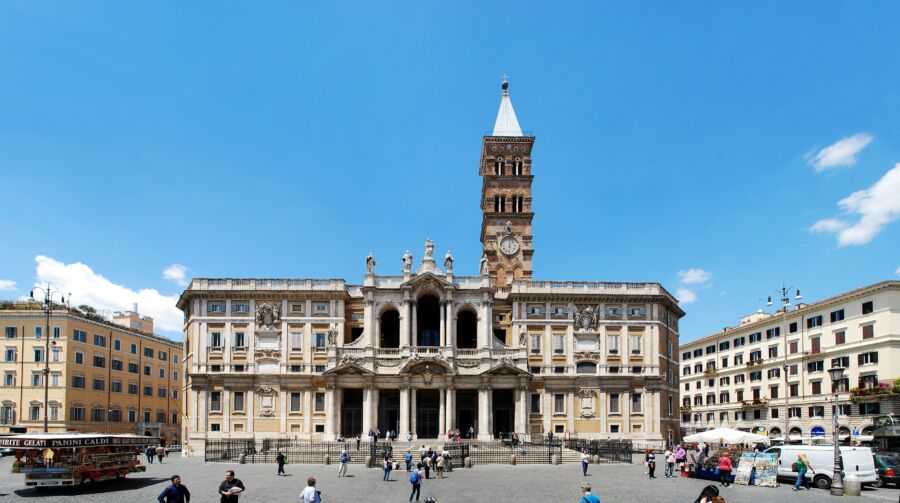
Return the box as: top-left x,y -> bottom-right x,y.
276,451 -> 286,476
299,476 -> 321,503
338,449 -> 350,477
578,482 -> 601,503
405,450 -> 413,472
383,455 -> 393,481
409,463 -> 424,502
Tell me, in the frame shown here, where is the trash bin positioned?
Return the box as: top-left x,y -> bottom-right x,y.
843,474 -> 861,496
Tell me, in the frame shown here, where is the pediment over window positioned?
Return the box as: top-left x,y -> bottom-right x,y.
323,359 -> 375,376
481,359 -> 530,376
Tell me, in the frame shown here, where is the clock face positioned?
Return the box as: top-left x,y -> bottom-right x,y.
499,235 -> 520,255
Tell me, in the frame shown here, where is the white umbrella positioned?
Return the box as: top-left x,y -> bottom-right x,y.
683,428 -> 770,445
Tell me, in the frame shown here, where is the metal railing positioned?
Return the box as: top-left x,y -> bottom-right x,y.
461,439 -> 562,464
563,438 -> 633,463
205,439 -> 388,464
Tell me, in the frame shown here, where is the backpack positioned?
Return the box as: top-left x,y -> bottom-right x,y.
410,471 -> 420,484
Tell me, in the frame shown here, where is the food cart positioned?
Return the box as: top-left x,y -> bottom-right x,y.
1,433 -> 155,487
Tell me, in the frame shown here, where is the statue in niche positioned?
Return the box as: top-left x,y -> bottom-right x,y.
327,326 -> 338,346
255,303 -> 281,330
480,254 -> 490,276
444,250 -> 454,274
519,329 -> 527,347
505,220 -> 513,235
366,252 -> 376,274
402,250 -> 413,274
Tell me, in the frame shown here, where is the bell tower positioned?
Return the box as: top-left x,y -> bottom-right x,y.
479,79 -> 535,287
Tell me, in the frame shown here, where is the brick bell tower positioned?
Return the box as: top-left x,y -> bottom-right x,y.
479,78 -> 535,287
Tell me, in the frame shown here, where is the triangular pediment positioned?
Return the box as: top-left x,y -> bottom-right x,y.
481,360 -> 530,376
323,360 -> 375,376
403,272 -> 451,289
399,356 -> 455,376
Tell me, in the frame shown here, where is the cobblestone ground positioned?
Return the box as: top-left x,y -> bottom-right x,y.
0,455 -> 896,503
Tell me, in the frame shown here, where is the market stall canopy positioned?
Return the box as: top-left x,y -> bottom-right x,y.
0,434 -> 159,449
683,428 -> 770,445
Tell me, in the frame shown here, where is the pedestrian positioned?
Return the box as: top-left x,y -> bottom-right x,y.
424,451 -> 432,479
157,474 -> 191,503
157,445 -> 166,463
717,450 -> 733,487
581,448 -> 591,477
407,432 -> 413,449
675,444 -> 686,473
405,450 -> 413,472
435,453 -> 444,479
791,453 -> 814,491
356,434 -> 361,451
218,470 -> 245,503
665,448 -> 676,478
409,463 -> 424,502
468,426 -> 475,439
338,449 -> 350,477
578,481 -> 601,503
420,445 -> 427,463
299,476 -> 321,503
647,449 -> 657,479
383,455 -> 393,481
686,445 -> 699,477
146,445 -> 156,464
276,451 -> 286,476
442,449 -> 452,473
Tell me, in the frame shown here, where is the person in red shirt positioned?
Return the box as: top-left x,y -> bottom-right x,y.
717,450 -> 733,487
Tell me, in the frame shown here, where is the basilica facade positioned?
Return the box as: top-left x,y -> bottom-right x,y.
178,82 -> 684,453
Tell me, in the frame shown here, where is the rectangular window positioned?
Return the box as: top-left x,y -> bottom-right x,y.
734,354 -> 744,365
862,324 -> 874,340
144,365 -> 151,376
789,383 -> 799,397
4,347 -> 16,362
109,409 -> 122,422
232,391 -> 244,411
130,343 -> 137,354
789,364 -> 798,375
210,391 -> 221,411
158,351 -> 168,361
859,403 -> 880,415
73,329 -> 87,342
143,347 -> 154,358
111,359 -> 122,371
315,332 -> 326,348
553,334 -> 565,354
811,381 -> 821,395
749,332 -> 761,343
210,332 -> 222,348
749,350 -> 762,362
807,360 -> 823,373
554,394 -> 565,413
609,393 -> 620,414
705,345 -> 716,355
34,326 -> 42,339
290,392 -> 302,412
172,389 -> 178,399
604,307 -> 621,317
682,351 -> 691,361
529,334 -> 541,354
808,406 -> 825,418
735,374 -> 745,384
92,377 -> 105,391
51,373 -> 59,386
831,356 -> 850,368
766,327 -> 780,339
128,362 -> 138,373
862,301 -> 873,315
144,385 -> 153,396
858,351 -> 878,365
291,303 -> 305,313
789,322 -> 798,334
232,303 -> 250,314
128,383 -> 138,395
234,332 -> 245,348
631,334 -> 642,355
70,406 -> 85,421
767,368 -> 780,379
627,307 -> 645,317
111,380 -> 122,393
314,365 -> 325,373
807,315 -> 823,328
128,410 -> 136,422
33,348 -> 43,362
768,346 -> 778,358
93,355 -> 105,368
113,339 -> 120,350
159,368 -> 165,379
770,385 -> 779,399
530,394 -> 541,413
207,303 -> 225,314
693,349 -> 702,358
158,387 -> 166,398
291,332 -> 303,350
608,335 -> 619,355
314,392 -> 325,412
631,393 -> 642,413
811,337 -> 820,354
4,327 -> 16,339
72,375 -> 85,388
93,334 -> 106,347
830,309 -> 845,323
31,373 -> 41,387
834,331 -> 845,345
315,303 -> 328,313
789,407 -> 801,418
750,371 -> 761,382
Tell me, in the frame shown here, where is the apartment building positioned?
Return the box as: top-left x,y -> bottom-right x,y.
0,302 -> 183,444
679,281 -> 899,440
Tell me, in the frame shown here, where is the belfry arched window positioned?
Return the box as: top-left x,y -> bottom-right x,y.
494,157 -> 504,175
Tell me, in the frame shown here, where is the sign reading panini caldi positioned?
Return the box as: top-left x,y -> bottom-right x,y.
0,435 -> 158,449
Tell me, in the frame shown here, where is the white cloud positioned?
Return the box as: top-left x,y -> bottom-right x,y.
810,163 -> 900,246
895,266 -> 900,276
677,268 -> 712,286
163,264 -> 189,286
807,133 -> 873,172
34,255 -> 182,333
0,280 -> 16,291
677,288 -> 698,305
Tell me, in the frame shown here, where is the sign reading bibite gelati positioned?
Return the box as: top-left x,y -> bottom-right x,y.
0,435 -> 157,449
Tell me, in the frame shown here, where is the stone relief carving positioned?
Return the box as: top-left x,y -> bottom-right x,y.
456,360 -> 480,368
255,303 -> 281,331
254,348 -> 281,360
338,354 -> 360,366
578,389 -> 597,418
574,305 -> 601,332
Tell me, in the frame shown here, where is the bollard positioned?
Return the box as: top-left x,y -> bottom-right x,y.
464,456 -> 472,468
592,455 -> 600,465
510,454 -> 517,465
552,454 -> 560,465
238,453 -> 246,464
365,455 -> 372,468
324,454 -> 331,465
843,474 -> 861,496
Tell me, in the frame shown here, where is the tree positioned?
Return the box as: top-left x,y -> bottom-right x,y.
78,304 -> 96,315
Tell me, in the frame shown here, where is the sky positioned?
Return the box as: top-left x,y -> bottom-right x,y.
1,1 -> 898,342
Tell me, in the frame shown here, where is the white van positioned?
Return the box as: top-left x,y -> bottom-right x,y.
764,444 -> 878,489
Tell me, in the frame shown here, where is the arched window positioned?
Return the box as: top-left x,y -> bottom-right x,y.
576,362 -> 597,374
513,157 -> 522,175
456,310 -> 478,349
380,310 -> 400,348
416,295 -> 441,347
494,157 -> 505,175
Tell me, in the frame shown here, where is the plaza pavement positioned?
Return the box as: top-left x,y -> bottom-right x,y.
0,455 -> 896,503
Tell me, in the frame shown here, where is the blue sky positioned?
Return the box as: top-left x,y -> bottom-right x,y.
1,1 -> 898,341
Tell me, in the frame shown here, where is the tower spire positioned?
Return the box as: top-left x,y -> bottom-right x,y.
492,76 -> 523,137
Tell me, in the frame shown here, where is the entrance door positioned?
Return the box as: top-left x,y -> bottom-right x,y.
378,390 -> 400,436
341,389 -> 363,438
492,389 -> 514,438
416,389 -> 440,438
456,389 -> 478,437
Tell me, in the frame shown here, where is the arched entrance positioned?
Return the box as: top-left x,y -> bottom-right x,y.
380,310 -> 400,348
457,310 -> 477,348
417,295 -> 440,346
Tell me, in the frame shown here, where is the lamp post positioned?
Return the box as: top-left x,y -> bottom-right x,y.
29,284 -> 68,433
828,366 -> 846,496
767,284 -> 801,442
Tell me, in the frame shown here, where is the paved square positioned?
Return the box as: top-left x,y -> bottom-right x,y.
0,456 -> 895,502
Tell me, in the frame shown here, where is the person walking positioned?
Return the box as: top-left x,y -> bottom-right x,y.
405,450 -> 413,472
717,450 -> 733,487
581,449 -> 591,477
686,445 -> 699,477
436,452 -> 445,479
792,453 -> 814,491
157,474 -> 191,503
146,445 -> 156,464
675,444 -> 686,474
578,482 -> 601,503
407,432 -> 413,449
218,470 -> 245,503
665,448 -> 676,478
409,463 -> 424,502
423,451 -> 432,479
647,449 -> 657,479
156,445 -> 166,464
338,449 -> 350,477
383,455 -> 393,481
299,476 -> 321,503
356,434 -> 361,451
276,451 -> 286,476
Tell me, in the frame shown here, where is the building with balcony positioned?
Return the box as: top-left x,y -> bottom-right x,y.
0,302 -> 183,444
177,81 -> 685,454
679,281 -> 900,441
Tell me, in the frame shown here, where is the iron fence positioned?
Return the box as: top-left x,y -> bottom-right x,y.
461,440 -> 562,464
204,439 -> 388,464
563,438 -> 633,463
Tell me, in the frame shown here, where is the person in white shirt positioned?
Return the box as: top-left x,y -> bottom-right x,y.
299,476 -> 321,503
581,449 -> 591,476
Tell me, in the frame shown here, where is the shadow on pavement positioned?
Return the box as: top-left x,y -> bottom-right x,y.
13,477 -> 169,497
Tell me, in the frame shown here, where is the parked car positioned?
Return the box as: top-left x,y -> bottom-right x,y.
873,453 -> 900,488
764,444 -> 878,489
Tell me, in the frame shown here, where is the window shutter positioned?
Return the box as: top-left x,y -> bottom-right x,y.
872,352 -> 878,363
857,354 -> 864,365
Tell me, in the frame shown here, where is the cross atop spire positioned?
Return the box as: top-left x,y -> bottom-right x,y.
492,76 -> 522,137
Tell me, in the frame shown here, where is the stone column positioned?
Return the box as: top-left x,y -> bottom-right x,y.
334,388 -> 343,438
247,389 -> 255,433
542,392 -> 551,435
399,386 -> 410,439
446,387 -> 456,431
222,390 -> 231,433
438,388 -> 446,436
515,387 -> 527,436
198,389 -> 207,433
324,387 -> 335,440
401,300 -> 411,348
362,386 -> 373,434
410,389 -> 417,437
279,388 -> 287,433
623,392 -> 632,433
411,304 -> 418,347
478,386 -> 491,440
439,301 -> 446,347
447,302 -> 455,347
374,316 -> 381,348
371,388 -> 380,433
224,321 -> 232,366
567,390 -> 575,433
304,390 -> 313,438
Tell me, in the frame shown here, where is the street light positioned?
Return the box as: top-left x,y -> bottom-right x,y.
768,284 -> 801,445
29,284 -> 68,433
828,366 -> 846,496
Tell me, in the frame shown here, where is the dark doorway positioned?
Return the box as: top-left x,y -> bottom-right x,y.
377,390 -> 400,435
457,310 -> 477,348
380,310 -> 400,348
492,389 -> 514,438
456,390 -> 478,438
417,295 -> 440,346
341,389 -> 363,438
416,389 -> 440,438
